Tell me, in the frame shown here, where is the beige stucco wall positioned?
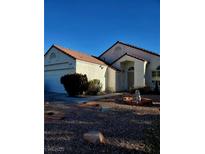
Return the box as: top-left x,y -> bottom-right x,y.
111,55 -> 146,89
105,67 -> 117,92
134,60 -> 146,88
100,43 -> 160,88
76,60 -> 107,91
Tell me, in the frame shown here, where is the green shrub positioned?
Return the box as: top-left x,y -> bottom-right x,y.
60,73 -> 88,96
106,87 -> 114,94
87,79 -> 102,95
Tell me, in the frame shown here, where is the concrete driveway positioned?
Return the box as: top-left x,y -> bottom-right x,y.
44,92 -> 123,104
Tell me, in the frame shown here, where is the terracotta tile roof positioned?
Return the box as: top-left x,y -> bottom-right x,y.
53,45 -> 106,65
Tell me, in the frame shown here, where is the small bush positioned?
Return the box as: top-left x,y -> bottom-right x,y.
60,73 -> 88,96
106,87 -> 114,94
87,79 -> 102,95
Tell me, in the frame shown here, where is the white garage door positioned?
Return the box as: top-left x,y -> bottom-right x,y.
44,69 -> 74,93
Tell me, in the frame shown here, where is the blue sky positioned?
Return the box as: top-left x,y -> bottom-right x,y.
45,0 -> 160,56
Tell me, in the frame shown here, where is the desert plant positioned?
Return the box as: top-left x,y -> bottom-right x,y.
60,73 -> 88,96
86,79 -> 102,95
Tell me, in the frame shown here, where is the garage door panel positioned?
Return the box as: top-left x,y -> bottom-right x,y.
44,69 -> 74,93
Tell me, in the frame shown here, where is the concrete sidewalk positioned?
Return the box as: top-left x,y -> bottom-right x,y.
45,92 -> 122,104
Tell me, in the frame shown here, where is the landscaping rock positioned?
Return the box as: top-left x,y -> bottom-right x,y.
45,94 -> 160,153
47,111 -> 54,115
79,102 -> 100,107
83,131 -> 105,144
45,110 -> 65,120
123,96 -> 133,102
100,106 -> 110,112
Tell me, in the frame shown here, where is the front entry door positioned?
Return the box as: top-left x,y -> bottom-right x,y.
127,71 -> 134,89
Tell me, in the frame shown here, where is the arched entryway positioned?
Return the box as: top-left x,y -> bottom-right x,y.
120,61 -> 135,90
127,66 -> 134,89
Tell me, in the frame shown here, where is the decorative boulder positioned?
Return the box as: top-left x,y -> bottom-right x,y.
100,106 -> 110,112
45,110 -> 65,120
79,102 -> 100,107
123,96 -> 133,102
83,131 -> 105,144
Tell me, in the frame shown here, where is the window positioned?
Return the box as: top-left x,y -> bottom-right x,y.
157,71 -> 160,77
152,71 -> 157,77
152,71 -> 160,78
128,66 -> 134,71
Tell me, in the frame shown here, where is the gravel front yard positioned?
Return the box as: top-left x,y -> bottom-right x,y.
45,95 -> 160,154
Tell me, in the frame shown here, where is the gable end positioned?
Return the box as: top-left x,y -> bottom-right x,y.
44,45 -> 76,60
99,41 -> 160,58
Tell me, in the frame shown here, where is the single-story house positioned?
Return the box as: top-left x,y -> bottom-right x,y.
44,41 -> 160,93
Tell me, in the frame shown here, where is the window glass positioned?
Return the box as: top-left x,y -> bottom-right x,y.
152,71 -> 157,77
157,71 -> 160,77
152,71 -> 160,78
128,67 -> 134,71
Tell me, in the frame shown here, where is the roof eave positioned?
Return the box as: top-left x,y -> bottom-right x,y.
99,41 -> 160,58
110,53 -> 146,65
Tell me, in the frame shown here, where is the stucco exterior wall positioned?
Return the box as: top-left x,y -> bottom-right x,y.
44,47 -> 76,66
44,62 -> 75,71
134,60 -> 146,88
76,60 -> 107,91
100,43 -> 159,64
100,43 -> 160,87
44,47 -> 76,93
111,55 -> 146,89
105,67 -> 117,92
44,43 -> 159,93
